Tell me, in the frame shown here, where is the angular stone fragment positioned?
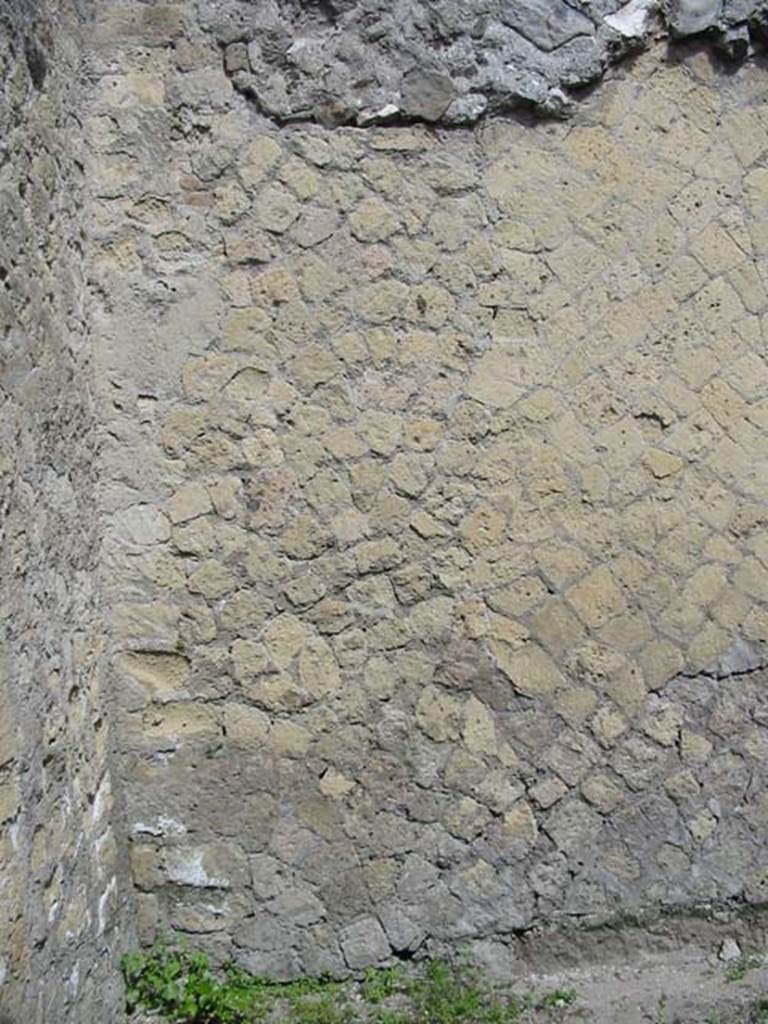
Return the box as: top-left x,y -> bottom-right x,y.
182,353 -> 241,401
117,652 -> 190,703
544,799 -> 601,854
641,699 -> 684,747
466,349 -> 525,409
114,602 -> 180,651
713,639 -> 765,677
459,504 -> 506,553
581,774 -> 624,813
349,197 -> 400,242
642,448 -> 684,479
492,641 -> 565,697
639,640 -> 684,689
605,0 -> 659,38
339,917 -> 390,969
416,686 -> 462,742
359,410 -> 402,455
354,538 -> 401,574
165,482 -> 213,524
253,184 -> 300,233
400,68 -> 455,121
231,640 -> 270,682
263,614 -> 307,669
688,808 -> 718,842
287,344 -> 340,392
224,217 -> 274,264
668,0 -> 722,35
112,505 -> 170,546
240,136 -> 283,189
591,705 -> 628,748
500,0 -> 594,52
529,777 -> 567,810
187,560 -> 237,599
221,591 -> 272,635
267,889 -> 325,927
293,207 -> 338,248
463,696 -> 497,756
354,280 -> 410,323
319,768 -> 355,798
488,577 -> 548,618
223,703 -> 270,745
378,905 -> 425,953
299,636 -> 342,699
567,567 -> 627,629
165,844 -> 248,890
280,515 -> 333,560
719,938 -> 742,963
503,801 -> 538,843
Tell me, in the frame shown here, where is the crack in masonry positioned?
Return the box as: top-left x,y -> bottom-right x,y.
685,663 -> 768,680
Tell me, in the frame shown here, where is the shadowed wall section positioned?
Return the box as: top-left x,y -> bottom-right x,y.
0,1 -> 131,1019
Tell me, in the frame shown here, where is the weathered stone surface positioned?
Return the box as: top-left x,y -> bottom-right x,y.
6,0 -> 768,1001
339,917 -> 391,969
400,69 -> 456,122
0,2 -> 129,1018
669,0 -> 722,35
500,0 -> 595,52
209,0 -> 768,123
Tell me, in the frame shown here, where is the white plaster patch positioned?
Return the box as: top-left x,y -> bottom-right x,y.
97,876 -> 117,936
605,0 -> 659,37
132,816 -> 187,837
166,848 -> 229,889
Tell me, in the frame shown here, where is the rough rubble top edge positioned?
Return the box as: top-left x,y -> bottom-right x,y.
207,0 -> 768,126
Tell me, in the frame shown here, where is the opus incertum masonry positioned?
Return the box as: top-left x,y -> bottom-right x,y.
2,0 -> 768,1019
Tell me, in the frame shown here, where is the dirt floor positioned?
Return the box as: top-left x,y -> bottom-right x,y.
512,946 -> 768,1023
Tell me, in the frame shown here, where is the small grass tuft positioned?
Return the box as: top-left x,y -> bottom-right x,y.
361,965 -> 405,1005
537,988 -> 577,1010
725,954 -> 763,984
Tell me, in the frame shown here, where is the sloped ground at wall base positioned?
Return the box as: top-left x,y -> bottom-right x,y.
510,954 -> 768,1023
124,955 -> 768,1024
502,908 -> 768,1022
121,913 -> 768,1024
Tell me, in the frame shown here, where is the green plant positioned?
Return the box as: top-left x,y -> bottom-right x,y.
121,943 -> 259,1023
409,959 -> 520,1024
654,992 -> 667,1024
411,959 -> 484,1024
288,989 -> 355,1024
537,988 -> 577,1010
725,954 -> 763,983
122,943 -> 528,1024
122,942 -> 358,1024
361,965 -> 405,1005
371,1012 -> 412,1024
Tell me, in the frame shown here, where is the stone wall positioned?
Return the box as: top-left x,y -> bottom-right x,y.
0,1 -> 130,1019
2,0 -> 768,1013
90,0 -> 768,981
